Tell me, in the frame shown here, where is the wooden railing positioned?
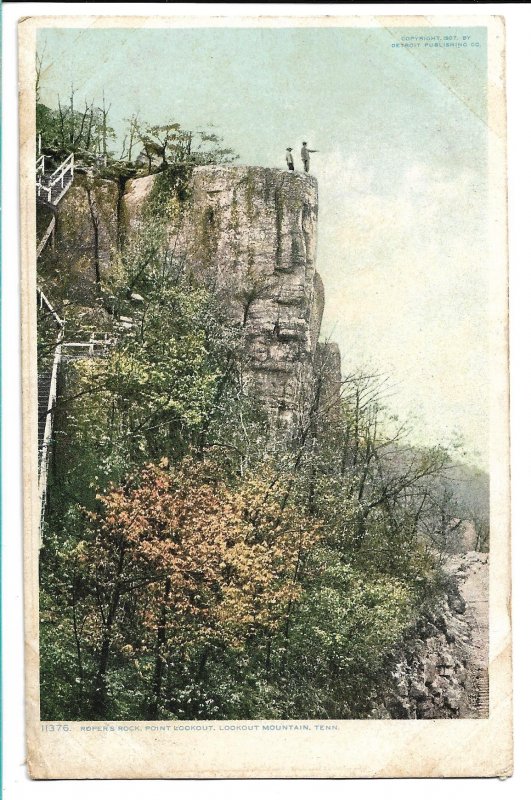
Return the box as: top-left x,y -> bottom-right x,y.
36,152 -> 75,205
37,288 -> 65,541
38,329 -> 115,544
37,287 -> 64,328
36,216 -> 56,259
36,275 -> 117,543
38,333 -> 63,540
62,332 -> 116,358
49,152 -> 74,186
36,292 -> 116,542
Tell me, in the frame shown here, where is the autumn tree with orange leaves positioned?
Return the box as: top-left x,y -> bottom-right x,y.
65,458 -> 320,718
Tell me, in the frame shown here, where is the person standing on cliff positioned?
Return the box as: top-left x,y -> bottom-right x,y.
301,142 -> 318,173
286,147 -> 294,171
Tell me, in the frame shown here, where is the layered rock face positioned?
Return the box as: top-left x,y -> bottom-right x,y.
125,166 -> 338,430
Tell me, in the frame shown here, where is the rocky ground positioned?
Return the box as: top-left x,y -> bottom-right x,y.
374,551 -> 489,719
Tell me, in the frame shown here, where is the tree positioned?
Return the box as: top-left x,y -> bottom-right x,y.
119,113 -> 142,163
97,90 -> 112,164
35,44 -> 48,104
285,547 -> 415,716
139,121 -> 237,173
49,458 -> 320,718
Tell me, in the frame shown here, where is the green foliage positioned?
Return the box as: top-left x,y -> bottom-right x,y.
141,122 -> 238,171
147,166 -> 193,220
42,331 -> 456,719
36,88 -> 238,178
47,289 -> 233,514
37,100 -> 115,161
37,103 -> 63,149
37,106 -> 479,719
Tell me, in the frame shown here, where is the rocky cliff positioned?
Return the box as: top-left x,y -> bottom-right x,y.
47,166 -> 341,431
125,166 -> 340,430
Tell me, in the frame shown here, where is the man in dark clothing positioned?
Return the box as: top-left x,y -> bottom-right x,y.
301,142 -> 317,173
286,147 -> 294,171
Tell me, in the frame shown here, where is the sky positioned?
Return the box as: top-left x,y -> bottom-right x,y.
37,22 -> 489,467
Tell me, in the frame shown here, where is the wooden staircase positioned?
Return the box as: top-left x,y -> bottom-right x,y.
37,369 -> 53,458
474,669 -> 490,717
36,152 -> 74,208
36,289 -> 117,539
36,151 -> 117,541
36,152 -> 75,258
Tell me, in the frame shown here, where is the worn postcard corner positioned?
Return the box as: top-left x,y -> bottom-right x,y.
20,12 -> 511,780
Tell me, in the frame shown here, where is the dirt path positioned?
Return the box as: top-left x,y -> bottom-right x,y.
448,552 -> 489,717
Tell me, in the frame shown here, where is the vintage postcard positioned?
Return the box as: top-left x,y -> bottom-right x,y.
19,14 -> 511,778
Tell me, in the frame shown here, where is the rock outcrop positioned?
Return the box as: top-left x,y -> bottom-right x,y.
374,552 -> 489,719
124,166 -> 339,430
48,165 -> 341,431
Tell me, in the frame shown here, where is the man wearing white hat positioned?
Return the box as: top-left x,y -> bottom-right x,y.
286,147 -> 294,171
